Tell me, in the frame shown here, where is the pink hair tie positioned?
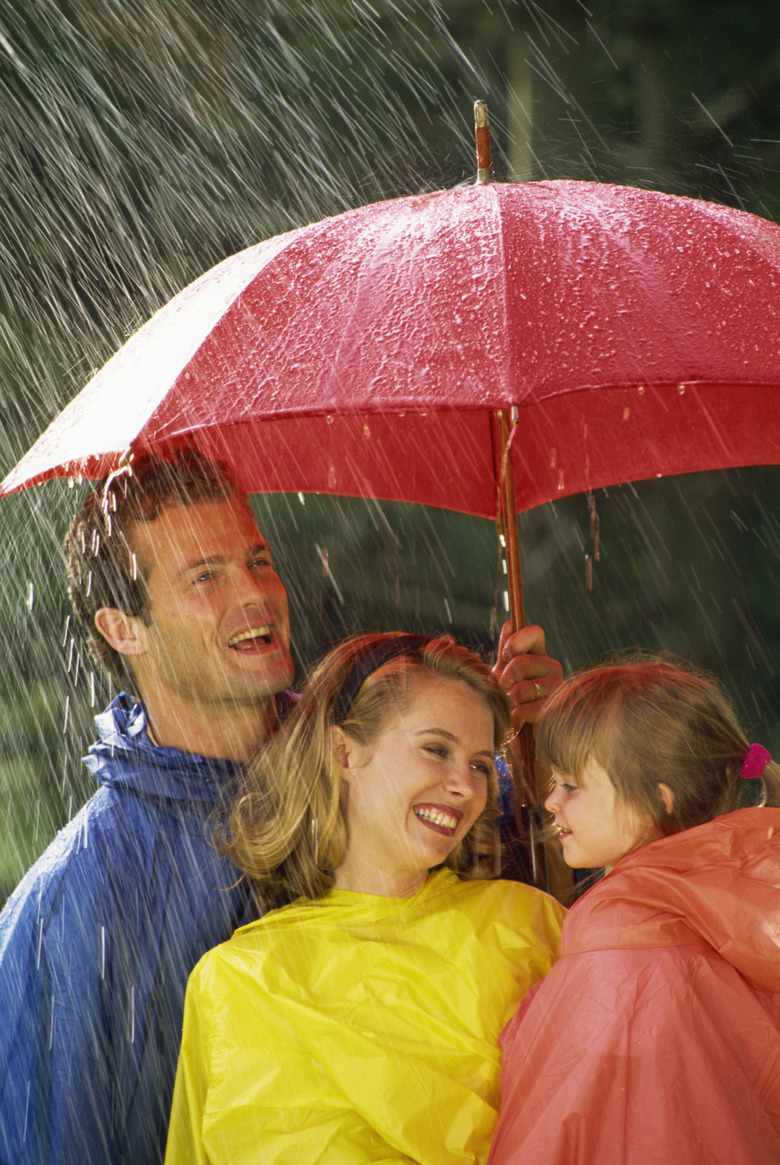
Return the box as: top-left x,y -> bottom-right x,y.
741,743 -> 772,779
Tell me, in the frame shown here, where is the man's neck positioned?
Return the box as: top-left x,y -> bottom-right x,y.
141,693 -> 279,763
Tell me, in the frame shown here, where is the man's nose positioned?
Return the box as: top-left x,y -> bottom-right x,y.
232,564 -> 272,604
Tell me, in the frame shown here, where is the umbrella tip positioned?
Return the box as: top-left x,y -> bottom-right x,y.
474,101 -> 493,185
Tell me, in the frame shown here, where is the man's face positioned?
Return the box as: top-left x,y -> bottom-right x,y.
127,496 -> 293,715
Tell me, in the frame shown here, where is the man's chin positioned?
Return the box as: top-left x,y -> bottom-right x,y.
226,663 -> 295,704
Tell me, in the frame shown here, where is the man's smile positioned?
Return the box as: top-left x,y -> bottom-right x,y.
227,625 -> 274,650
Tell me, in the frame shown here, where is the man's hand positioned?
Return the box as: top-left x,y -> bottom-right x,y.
493,623 -> 572,899
492,622 -> 563,733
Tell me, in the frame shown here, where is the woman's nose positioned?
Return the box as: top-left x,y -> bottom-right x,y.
446,764 -> 478,800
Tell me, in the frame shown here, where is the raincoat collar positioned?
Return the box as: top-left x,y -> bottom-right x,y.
564,807 -> 780,994
84,691 -> 296,807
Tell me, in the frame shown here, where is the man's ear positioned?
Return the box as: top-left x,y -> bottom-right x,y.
657,782 -> 675,816
94,607 -> 149,658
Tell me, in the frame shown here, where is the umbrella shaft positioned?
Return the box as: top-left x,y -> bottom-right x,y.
494,409 -> 525,627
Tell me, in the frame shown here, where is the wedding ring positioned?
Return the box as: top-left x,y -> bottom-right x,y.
533,680 -> 543,700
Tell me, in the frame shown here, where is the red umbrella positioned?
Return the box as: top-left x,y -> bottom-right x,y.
6,178 -> 780,528
5,134 -> 780,865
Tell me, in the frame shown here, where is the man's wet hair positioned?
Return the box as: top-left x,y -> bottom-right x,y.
64,447 -> 248,691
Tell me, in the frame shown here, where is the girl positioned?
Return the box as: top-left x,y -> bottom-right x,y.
488,656 -> 780,1165
165,632 -> 565,1164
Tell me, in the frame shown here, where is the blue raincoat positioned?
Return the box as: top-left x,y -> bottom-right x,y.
0,693 -> 288,1165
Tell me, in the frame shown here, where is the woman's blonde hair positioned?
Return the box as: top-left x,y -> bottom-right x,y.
537,654 -> 780,835
221,632 -> 511,906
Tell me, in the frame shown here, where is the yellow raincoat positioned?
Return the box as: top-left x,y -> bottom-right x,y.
165,868 -> 564,1164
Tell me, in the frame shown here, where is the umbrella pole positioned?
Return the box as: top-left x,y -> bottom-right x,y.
494,408 -> 550,892
475,106 -> 549,891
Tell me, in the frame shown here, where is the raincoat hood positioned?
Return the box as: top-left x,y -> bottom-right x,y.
85,692 -> 242,805
563,807 -> 780,994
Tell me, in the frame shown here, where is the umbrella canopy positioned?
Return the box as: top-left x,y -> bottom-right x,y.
4,179 -> 780,518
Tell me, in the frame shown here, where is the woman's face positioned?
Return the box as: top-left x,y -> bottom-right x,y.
545,754 -> 660,869
333,675 -> 496,898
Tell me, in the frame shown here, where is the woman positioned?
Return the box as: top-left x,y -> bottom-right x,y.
165,632 -> 565,1164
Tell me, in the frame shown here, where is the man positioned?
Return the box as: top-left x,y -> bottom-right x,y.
0,448 -> 560,1164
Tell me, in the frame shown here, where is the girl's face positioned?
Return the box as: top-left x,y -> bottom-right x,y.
333,675 -> 495,898
545,754 -> 660,869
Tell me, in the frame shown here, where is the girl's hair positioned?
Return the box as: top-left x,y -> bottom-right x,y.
537,655 -> 780,835
220,632 -> 511,906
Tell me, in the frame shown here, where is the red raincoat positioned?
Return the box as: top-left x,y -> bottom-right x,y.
488,808 -> 780,1165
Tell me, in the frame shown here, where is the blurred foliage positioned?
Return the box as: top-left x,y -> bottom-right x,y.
1,0 -> 780,901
